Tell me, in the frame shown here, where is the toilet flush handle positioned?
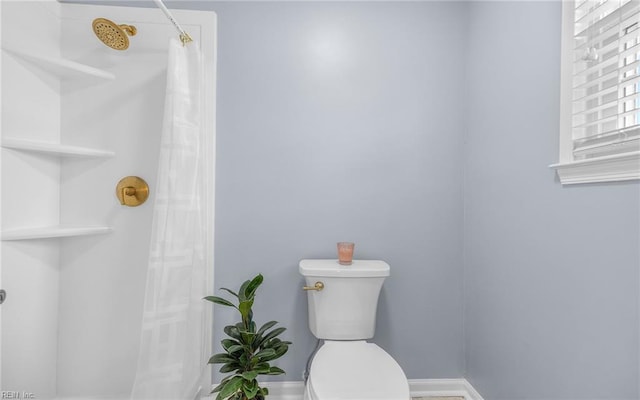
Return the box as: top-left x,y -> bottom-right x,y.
302,281 -> 324,291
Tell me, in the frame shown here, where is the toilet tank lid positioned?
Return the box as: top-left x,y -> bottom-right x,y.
299,259 -> 390,277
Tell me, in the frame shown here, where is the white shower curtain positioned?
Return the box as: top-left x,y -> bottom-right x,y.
131,39 -> 209,400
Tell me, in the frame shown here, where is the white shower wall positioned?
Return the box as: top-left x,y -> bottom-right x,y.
1,2 -> 216,398
1,1 -> 62,396
58,8 -> 166,396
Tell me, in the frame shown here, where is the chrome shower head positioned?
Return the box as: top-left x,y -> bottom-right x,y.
92,18 -> 137,51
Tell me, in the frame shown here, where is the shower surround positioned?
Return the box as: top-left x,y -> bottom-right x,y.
0,1 -> 216,398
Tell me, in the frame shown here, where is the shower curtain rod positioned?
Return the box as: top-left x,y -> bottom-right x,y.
152,0 -> 193,45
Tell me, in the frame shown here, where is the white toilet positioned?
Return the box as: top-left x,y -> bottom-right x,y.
299,259 -> 410,400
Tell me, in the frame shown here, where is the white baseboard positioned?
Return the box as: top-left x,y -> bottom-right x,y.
208,379 -> 484,400
261,381 -> 304,400
461,379 -> 485,400
408,379 -> 484,400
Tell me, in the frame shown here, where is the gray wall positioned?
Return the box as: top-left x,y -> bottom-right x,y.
465,2 -> 640,400
210,1 -> 467,382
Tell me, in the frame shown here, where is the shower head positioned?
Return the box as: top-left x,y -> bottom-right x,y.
92,18 -> 137,51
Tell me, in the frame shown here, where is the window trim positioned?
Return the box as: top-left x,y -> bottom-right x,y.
550,0 -> 640,185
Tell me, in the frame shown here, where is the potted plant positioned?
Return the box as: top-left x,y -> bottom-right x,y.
204,274 -> 291,400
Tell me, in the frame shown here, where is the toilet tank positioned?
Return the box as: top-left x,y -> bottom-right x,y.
299,259 -> 389,340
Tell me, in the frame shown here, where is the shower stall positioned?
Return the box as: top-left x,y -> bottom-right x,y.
0,1 -> 216,398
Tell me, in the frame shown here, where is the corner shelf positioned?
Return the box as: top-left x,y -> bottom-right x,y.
2,138 -> 115,158
1,47 -> 115,81
1,46 -> 116,243
1,226 -> 113,241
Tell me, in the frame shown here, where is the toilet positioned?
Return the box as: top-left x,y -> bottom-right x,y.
299,259 -> 410,400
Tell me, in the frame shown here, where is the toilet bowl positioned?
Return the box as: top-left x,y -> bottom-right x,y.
304,341 -> 410,400
299,259 -> 410,400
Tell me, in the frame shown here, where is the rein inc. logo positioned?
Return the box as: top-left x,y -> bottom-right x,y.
1,392 -> 35,399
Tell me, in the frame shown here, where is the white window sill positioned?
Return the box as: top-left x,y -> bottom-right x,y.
549,151 -> 640,185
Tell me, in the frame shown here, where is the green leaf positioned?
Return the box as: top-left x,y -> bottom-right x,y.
210,383 -> 223,394
219,362 -> 240,373
259,344 -> 288,362
209,353 -> 236,364
237,280 -> 251,301
256,321 -> 278,337
246,310 -> 254,327
221,339 -> 240,351
242,383 -> 259,399
254,363 -> 270,374
255,327 -> 286,347
263,327 -> 286,340
238,353 -> 249,367
226,345 -> 244,354
204,296 -> 237,309
275,343 -> 289,355
240,330 -> 256,345
243,379 -> 257,390
211,375 -> 235,394
260,338 -> 281,350
239,299 -> 254,323
245,274 -> 264,299
241,371 -> 258,381
267,366 -> 285,375
220,287 -> 239,298
254,348 -> 276,360
224,325 -> 241,341
218,376 -> 243,400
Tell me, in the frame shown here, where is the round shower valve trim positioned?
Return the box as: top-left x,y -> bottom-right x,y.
116,176 -> 149,207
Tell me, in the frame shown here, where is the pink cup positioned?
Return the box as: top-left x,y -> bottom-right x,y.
337,242 -> 355,265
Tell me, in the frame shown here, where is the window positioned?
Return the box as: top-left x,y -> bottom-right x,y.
552,0 -> 640,184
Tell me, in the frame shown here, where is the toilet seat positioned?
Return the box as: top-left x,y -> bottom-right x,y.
305,341 -> 410,400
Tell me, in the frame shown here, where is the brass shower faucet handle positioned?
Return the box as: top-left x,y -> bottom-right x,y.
303,282 -> 325,291
116,176 -> 149,207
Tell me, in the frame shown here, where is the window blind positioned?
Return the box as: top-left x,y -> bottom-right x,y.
572,0 -> 640,159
